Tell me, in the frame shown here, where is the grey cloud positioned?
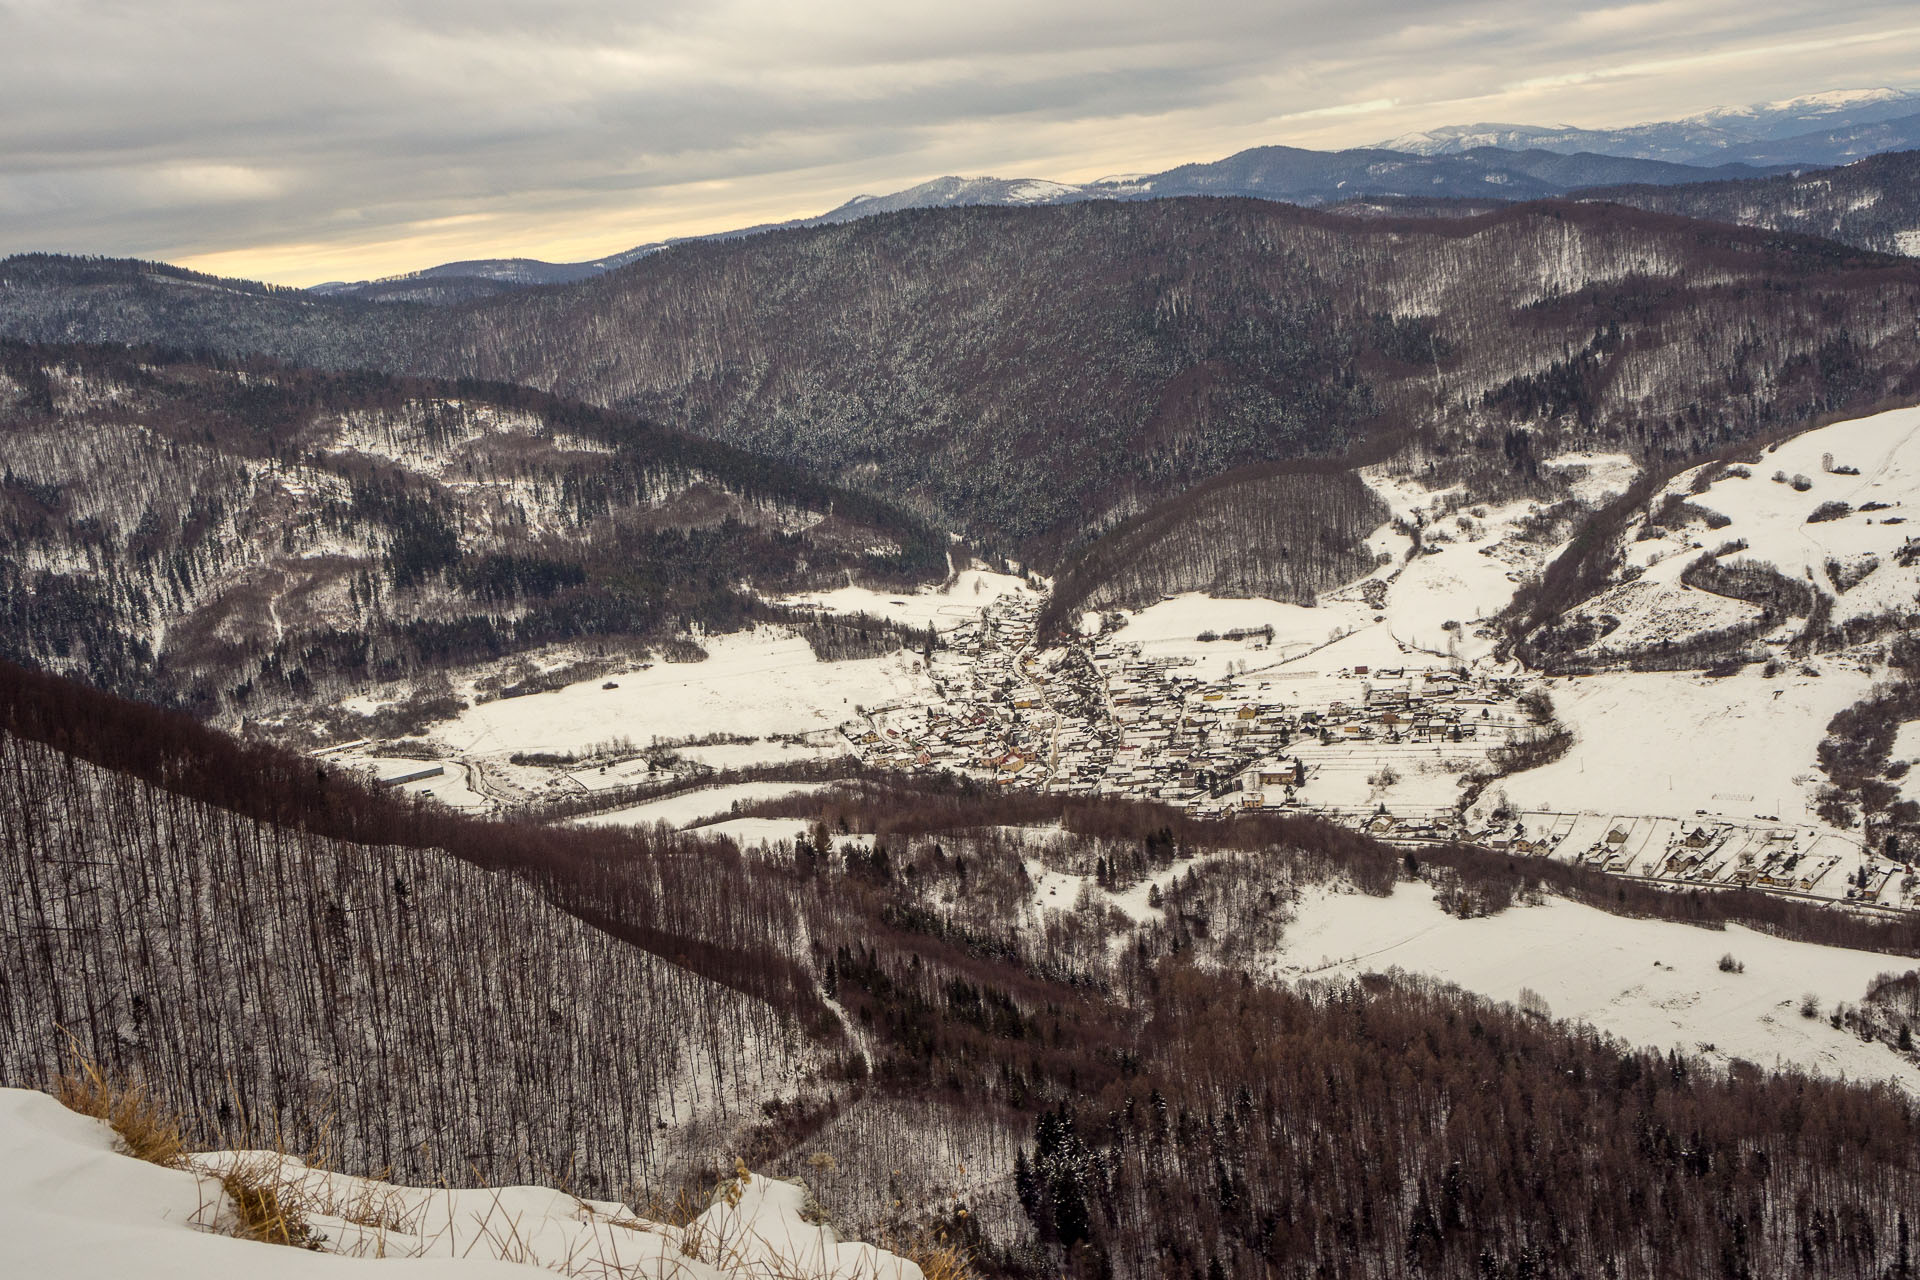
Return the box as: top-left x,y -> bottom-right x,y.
1,0 -> 1915,281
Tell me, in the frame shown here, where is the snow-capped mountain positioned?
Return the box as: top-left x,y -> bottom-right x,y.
1380,86 -> 1920,165
816,175 -> 1089,220
309,88 -> 1920,303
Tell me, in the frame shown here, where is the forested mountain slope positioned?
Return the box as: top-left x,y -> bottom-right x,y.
10,661 -> 1920,1276
7,200 -> 1920,562
1579,149 -> 1920,257
0,344 -> 942,712
0,661 -> 832,1197
1043,465 -> 1389,624
429,201 -> 1920,561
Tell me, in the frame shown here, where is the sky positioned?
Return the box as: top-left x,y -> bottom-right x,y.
2,0 -> 1918,287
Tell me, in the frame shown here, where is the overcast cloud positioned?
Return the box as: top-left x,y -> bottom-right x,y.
2,0 -> 1917,284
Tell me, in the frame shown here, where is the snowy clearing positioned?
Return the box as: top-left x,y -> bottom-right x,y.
1500,665 -> 1872,823
437,629 -> 933,758
1273,885 -> 1920,1093
574,781 -> 830,830
1610,404 -> 1920,647
699,816 -> 869,851
779,568 -> 1034,634
1547,450 -> 1640,506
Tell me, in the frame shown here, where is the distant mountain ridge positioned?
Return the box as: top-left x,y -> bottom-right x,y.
307,89 -> 1920,302
309,243 -> 663,302
308,87 -> 1920,302
313,145 -> 1798,301
1380,87 -> 1920,165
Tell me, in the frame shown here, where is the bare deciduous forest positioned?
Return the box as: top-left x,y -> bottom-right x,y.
7,662 -> 1920,1278
1578,149 -> 1920,257
0,344 -> 943,713
1040,466 -> 1388,631
5,197 -> 1919,568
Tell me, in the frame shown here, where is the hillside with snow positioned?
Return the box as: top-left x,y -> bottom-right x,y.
1541,405 -> 1920,666
10,552 -> 1920,1276
0,345 -> 944,730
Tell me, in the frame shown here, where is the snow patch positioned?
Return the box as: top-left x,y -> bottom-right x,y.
574,781 -> 828,830
1274,886 -> 1920,1092
1500,666 -> 1872,824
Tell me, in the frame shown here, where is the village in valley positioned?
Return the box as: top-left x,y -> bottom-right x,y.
319,415 -> 1920,921
832,586 -> 1915,914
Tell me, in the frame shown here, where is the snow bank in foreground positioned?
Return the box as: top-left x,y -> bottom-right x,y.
0,1088 -> 922,1279
1273,885 -> 1920,1093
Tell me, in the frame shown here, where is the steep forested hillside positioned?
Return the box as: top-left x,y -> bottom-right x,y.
1042,464 -> 1389,628
0,343 -> 943,713
0,660 -> 834,1197
6,199 -> 1920,563
1579,149 -> 1920,257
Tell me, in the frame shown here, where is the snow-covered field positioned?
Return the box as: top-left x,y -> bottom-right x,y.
1273,885 -> 1920,1092
1501,665 -> 1872,822
1290,736 -> 1485,813
576,781 -> 828,830
1601,405 -> 1920,653
1898,722 -> 1920,804
437,629 -> 932,759
1119,594 -> 1352,680
781,568 -> 1034,634
351,756 -> 488,809
679,739 -> 845,771
0,1087 -> 924,1279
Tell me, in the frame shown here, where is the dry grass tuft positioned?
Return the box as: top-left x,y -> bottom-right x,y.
887,1229 -> 978,1280
216,1155 -> 323,1249
53,1044 -> 187,1168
